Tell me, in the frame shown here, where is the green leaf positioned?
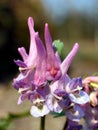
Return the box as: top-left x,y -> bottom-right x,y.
0,111 -> 30,130
0,118 -> 12,130
53,40 -> 64,56
92,73 -> 98,76
50,111 -> 65,118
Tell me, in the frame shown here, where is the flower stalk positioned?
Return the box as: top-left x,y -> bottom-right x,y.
62,118 -> 68,130
40,116 -> 45,130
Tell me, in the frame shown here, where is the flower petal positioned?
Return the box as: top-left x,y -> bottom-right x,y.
66,104 -> 84,122
61,43 -> 79,75
44,23 -> 61,80
18,47 -> 28,61
14,60 -> 27,68
46,94 -> 62,113
30,105 -> 50,117
34,32 -> 46,85
26,17 -> 37,67
69,91 -> 89,104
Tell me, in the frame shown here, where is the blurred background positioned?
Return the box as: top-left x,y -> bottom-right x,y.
0,0 -> 98,130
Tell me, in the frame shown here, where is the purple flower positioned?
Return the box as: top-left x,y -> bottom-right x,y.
66,104 -> 85,122
13,17 -> 62,90
69,90 -> 89,105
13,16 -> 88,120
83,103 -> 98,130
13,16 -> 68,117
33,32 -> 47,85
17,17 -> 37,67
47,44 -> 80,113
66,119 -> 83,130
46,94 -> 63,113
17,81 -> 50,117
13,17 -> 50,117
66,77 -> 90,105
49,69 -> 89,121
65,77 -> 82,93
13,17 -> 37,90
44,23 -> 62,81
50,43 -> 79,93
17,82 -> 50,104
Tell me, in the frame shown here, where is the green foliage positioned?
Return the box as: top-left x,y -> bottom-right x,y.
0,118 -> 13,130
93,73 -> 98,76
0,111 -> 30,130
53,40 -> 64,57
50,111 -> 65,118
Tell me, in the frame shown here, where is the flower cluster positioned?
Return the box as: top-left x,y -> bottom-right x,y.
82,76 -> 98,129
13,17 -> 98,129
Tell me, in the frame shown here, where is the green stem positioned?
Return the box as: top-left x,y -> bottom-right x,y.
40,116 -> 45,130
8,111 -> 30,120
63,118 -> 68,130
0,111 -> 30,130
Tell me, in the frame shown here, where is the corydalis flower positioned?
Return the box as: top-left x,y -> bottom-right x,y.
67,78 -> 89,105
49,76 -> 89,121
50,43 -> 79,93
45,23 -> 61,81
13,17 -> 37,90
13,16 -> 63,117
48,44 -> 90,120
47,44 -> 81,113
13,17 -> 49,117
13,17 -> 62,89
13,16 -> 81,118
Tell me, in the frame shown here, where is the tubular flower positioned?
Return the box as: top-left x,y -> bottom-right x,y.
13,17 -> 50,117
49,76 -> 89,121
33,32 -> 47,85
47,44 -> 89,120
12,16 -> 98,130
44,23 -> 62,81
13,16 -> 64,117
13,16 -> 86,119
48,43 -> 89,120
13,17 -> 37,90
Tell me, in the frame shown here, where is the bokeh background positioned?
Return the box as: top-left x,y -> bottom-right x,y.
0,0 -> 98,130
